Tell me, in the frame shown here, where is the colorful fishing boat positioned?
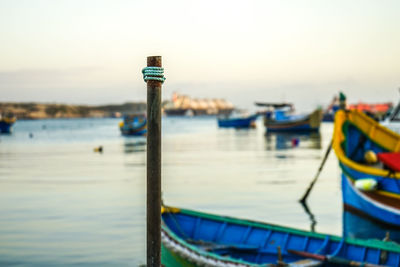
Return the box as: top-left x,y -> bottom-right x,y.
162,205 -> 400,266
333,109 -> 400,228
0,115 -> 16,134
217,113 -> 258,128
256,103 -> 322,132
119,113 -> 147,136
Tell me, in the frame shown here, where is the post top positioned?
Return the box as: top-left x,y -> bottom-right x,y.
147,56 -> 162,67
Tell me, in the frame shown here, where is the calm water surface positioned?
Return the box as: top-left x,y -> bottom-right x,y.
0,117 -> 342,266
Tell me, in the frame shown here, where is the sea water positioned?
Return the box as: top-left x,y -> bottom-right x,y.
0,117 -> 343,266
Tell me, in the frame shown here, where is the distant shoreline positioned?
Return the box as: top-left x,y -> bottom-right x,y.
0,102 -> 147,120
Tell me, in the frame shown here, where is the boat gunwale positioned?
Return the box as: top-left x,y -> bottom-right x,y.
342,173 -> 400,215
162,205 -> 400,253
340,162 -> 400,200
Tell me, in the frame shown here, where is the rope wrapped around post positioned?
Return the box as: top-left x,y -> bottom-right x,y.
142,66 -> 166,83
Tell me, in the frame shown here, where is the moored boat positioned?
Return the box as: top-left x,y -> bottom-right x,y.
119,113 -> 147,136
162,205 -> 400,266
0,114 -> 16,134
256,103 -> 322,132
333,109 -> 400,227
217,113 -> 258,128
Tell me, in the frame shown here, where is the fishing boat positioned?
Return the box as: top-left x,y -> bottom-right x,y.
0,114 -> 16,134
333,109 -> 400,228
119,113 -> 147,136
322,96 -> 341,122
162,205 -> 400,266
217,113 -> 258,128
348,102 -> 392,121
381,101 -> 400,134
256,103 -> 322,132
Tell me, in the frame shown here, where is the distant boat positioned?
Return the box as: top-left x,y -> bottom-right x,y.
381,100 -> 400,133
163,93 -> 234,116
0,115 -> 16,134
322,96 -> 340,122
256,103 -> 322,132
217,113 -> 258,128
348,102 -> 392,121
333,109 -> 400,227
119,113 -> 147,136
323,94 -> 392,123
162,205 -> 400,266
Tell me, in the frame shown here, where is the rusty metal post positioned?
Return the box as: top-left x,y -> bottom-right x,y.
146,56 -> 162,267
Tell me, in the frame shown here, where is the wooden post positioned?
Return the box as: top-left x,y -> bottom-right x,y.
146,56 -> 162,267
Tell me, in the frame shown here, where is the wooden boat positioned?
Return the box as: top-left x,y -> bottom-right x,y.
217,113 -> 258,128
333,109 -> 400,227
264,109 -> 322,132
162,205 -> 400,266
255,103 -> 322,132
0,115 -> 16,134
119,113 -> 147,136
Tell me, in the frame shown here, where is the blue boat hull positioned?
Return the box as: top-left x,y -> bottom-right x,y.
342,173 -> 400,227
218,114 -> 258,128
343,210 -> 400,243
120,117 -> 147,136
322,113 -> 335,122
162,206 -> 400,266
0,120 -> 13,134
265,109 -> 322,132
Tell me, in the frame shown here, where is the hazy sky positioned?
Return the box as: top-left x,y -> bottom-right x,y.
1,0 -> 399,111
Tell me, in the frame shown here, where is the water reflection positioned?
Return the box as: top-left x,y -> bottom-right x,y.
300,201 -> 317,232
123,138 -> 146,153
265,131 -> 322,150
343,210 -> 400,243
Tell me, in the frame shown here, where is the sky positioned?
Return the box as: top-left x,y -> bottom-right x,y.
0,0 -> 399,111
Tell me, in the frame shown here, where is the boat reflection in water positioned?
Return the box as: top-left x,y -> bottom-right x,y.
343,209 -> 400,243
123,138 -> 146,153
265,131 -> 321,150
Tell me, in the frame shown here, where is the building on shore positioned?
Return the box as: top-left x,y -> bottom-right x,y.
163,93 -> 234,116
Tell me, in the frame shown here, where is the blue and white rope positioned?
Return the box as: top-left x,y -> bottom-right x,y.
142,66 -> 166,83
